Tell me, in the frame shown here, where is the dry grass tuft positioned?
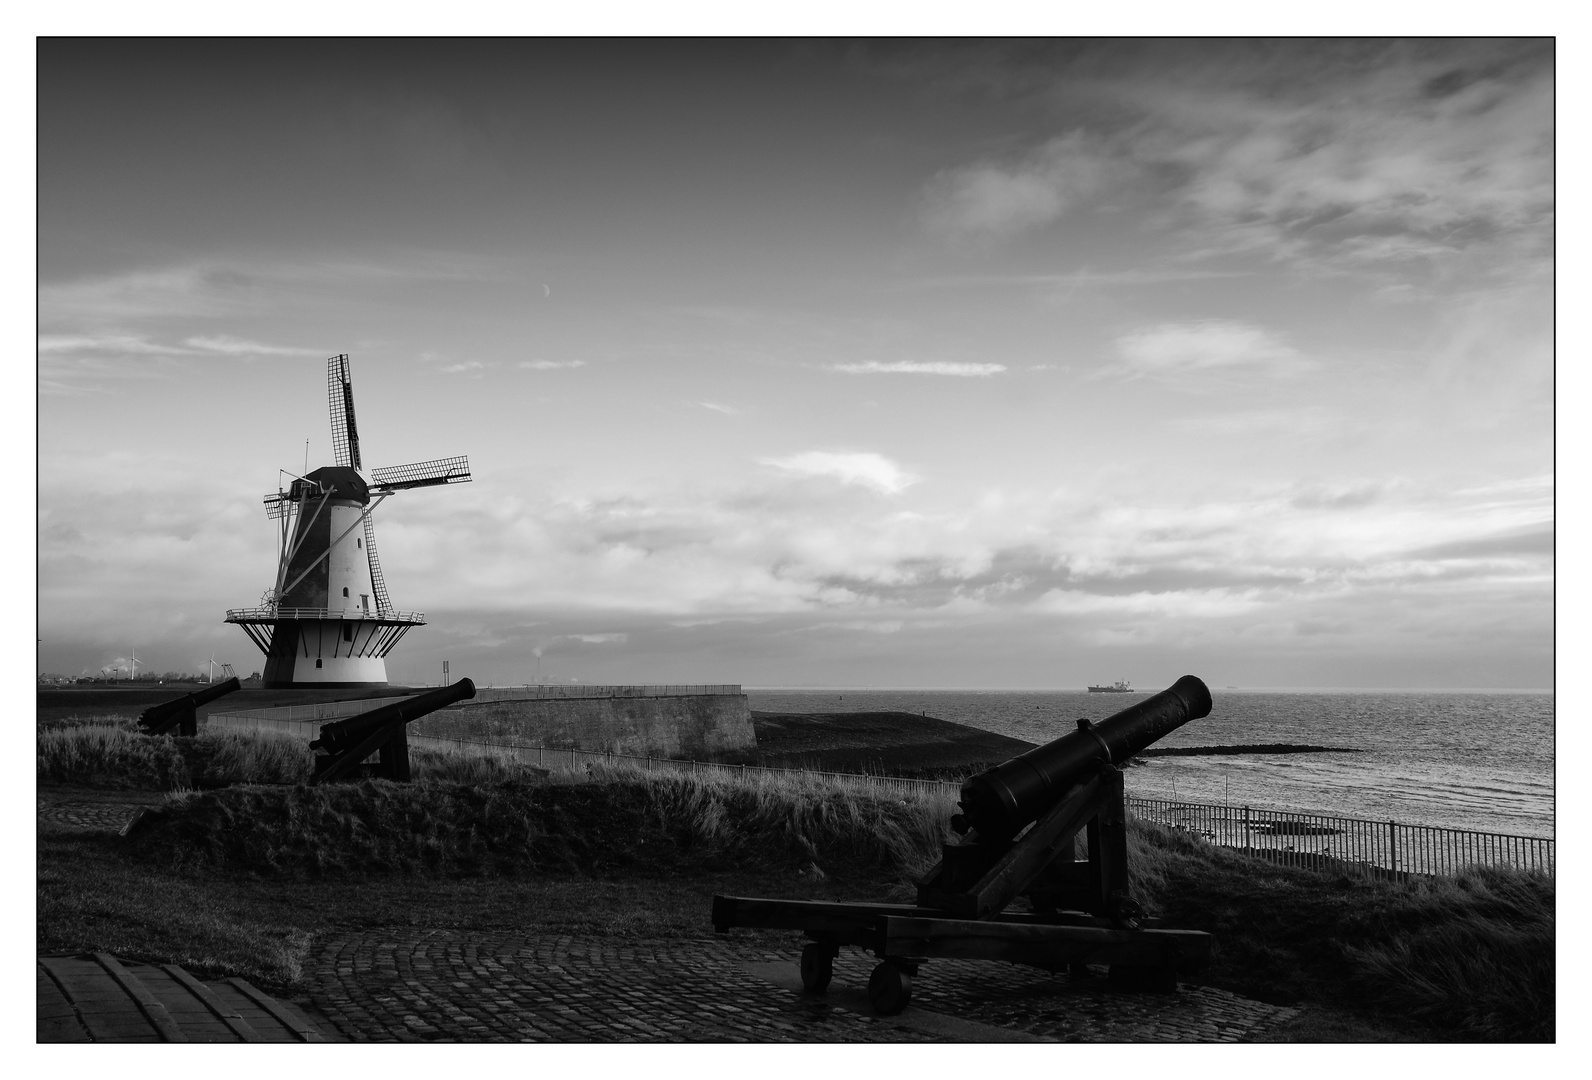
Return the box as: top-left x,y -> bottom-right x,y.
1343,867 -> 1554,1041
37,723 -> 191,789
1126,818 -> 1554,1041
123,762 -> 956,886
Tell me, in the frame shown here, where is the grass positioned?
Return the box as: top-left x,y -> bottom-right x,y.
37,724 -> 1554,1041
37,719 -> 543,790
1343,867 -> 1555,1041
37,720 -> 192,790
1122,819 -> 1554,1041
37,833 -> 315,985
121,761 -> 955,884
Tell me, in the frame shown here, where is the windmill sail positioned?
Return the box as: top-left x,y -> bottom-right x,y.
228,352 -> 472,689
362,512 -> 392,614
328,354 -> 362,470
371,455 -> 471,491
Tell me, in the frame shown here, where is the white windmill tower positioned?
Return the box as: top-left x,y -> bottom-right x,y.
226,355 -> 471,688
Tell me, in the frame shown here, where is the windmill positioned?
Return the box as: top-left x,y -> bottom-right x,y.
199,654 -> 220,683
226,354 -> 471,689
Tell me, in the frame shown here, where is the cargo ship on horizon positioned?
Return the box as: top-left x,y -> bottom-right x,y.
1087,679 -> 1134,693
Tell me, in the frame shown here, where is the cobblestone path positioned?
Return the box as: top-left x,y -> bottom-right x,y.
40,794 -> 1300,1042
304,929 -> 1298,1043
37,799 -> 149,833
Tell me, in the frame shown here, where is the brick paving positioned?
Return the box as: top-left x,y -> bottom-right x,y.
301,928 -> 1298,1043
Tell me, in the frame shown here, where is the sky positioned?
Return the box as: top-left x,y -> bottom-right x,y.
35,38 -> 1555,690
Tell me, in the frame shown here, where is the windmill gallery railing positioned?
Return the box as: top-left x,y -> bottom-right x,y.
224,607 -> 427,623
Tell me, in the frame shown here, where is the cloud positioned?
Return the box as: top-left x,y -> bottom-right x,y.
38,266 -> 243,324
1139,43 -> 1553,271
38,333 -> 322,379
519,360 -> 586,370
570,633 -> 628,644
1109,320 -> 1309,380
911,41 -> 1551,279
698,401 -> 737,415
1401,523 -> 1553,562
184,336 -> 322,356
922,131 -> 1111,238
38,334 -> 192,355
37,453 -> 1552,688
828,361 -> 1005,377
440,361 -> 487,374
757,451 -> 918,495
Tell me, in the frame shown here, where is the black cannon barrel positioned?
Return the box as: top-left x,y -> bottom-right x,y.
956,675 -> 1212,840
309,678 -> 477,753
138,677 -> 242,728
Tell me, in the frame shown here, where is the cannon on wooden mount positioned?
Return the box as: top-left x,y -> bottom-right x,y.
309,677 -> 476,784
138,677 -> 242,737
712,675 -> 1215,1014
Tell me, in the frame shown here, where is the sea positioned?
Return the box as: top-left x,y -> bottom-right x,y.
745,689 -> 1555,840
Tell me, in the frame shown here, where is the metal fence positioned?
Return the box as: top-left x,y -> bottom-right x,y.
1125,796 -> 1554,879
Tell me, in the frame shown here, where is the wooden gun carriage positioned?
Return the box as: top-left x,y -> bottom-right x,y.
137,677 -> 242,737
712,676 -> 1216,1014
308,677 -> 476,784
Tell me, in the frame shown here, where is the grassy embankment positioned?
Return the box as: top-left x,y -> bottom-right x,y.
38,717 -> 1553,1041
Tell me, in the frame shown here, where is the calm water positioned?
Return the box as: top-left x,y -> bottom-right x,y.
746,689 -> 1555,839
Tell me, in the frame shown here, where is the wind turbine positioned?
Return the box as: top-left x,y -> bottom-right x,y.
198,654 -> 220,683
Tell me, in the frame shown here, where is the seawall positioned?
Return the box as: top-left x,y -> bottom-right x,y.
204,684 -> 756,759
418,686 -> 755,758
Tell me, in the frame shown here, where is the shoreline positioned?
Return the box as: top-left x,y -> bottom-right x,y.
734,712 -> 1367,779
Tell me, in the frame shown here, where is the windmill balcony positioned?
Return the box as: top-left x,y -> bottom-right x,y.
225,606 -> 426,625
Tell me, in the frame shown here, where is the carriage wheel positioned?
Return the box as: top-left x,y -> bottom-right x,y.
799,943 -> 834,993
867,961 -> 913,1015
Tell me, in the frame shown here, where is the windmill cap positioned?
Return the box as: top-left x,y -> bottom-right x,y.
292,466 -> 370,504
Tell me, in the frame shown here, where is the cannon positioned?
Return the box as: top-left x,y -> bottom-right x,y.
712,675 -> 1216,1014
137,677 -> 242,737
308,677 -> 476,784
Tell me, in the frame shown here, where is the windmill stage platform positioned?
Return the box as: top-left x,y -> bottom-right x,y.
205,683 -> 756,760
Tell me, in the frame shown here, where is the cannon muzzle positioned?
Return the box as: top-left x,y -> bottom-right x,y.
955,675 -> 1211,841
137,676 -> 242,733
309,677 -> 477,753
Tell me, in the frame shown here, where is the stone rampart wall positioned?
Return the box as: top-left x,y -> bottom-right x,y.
412,693 -> 755,758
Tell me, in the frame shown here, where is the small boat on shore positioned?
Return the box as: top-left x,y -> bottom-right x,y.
1087,679 -> 1133,693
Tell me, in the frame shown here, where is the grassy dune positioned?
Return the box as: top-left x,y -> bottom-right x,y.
38,723 -> 1553,1041
36,719 -> 537,790
123,764 -> 955,884
1124,817 -> 1554,1041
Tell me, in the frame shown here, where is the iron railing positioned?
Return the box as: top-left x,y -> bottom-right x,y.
1124,795 -> 1553,878
223,607 -> 426,624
